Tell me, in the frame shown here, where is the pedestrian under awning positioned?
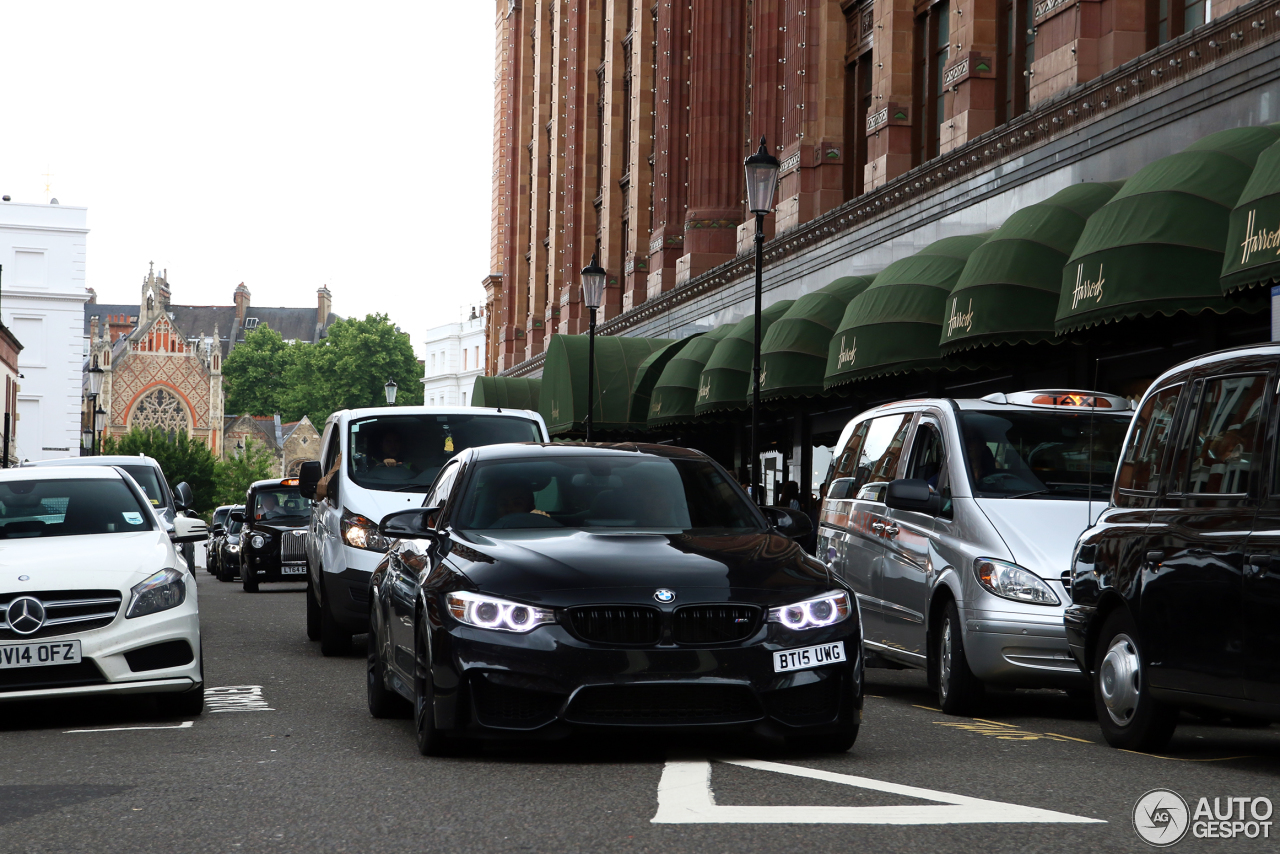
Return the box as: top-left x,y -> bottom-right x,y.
1055,124 -> 1280,334
940,182 -> 1122,356
1221,134 -> 1280,293
694,299 -> 795,417
646,324 -> 734,429
757,276 -> 875,401
824,234 -> 991,390
539,334 -> 676,436
471,376 -> 542,411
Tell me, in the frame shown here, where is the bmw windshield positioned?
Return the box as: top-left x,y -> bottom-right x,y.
348,414 -> 542,493
454,455 -> 765,533
960,410 -> 1132,499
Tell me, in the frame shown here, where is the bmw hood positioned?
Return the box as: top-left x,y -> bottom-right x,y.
0,531 -> 178,593
448,529 -> 832,607
973,498 -> 1107,580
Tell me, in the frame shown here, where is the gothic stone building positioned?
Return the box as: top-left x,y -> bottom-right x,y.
86,265 -> 336,468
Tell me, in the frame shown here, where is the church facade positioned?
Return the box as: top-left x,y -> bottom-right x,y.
85,265 -> 336,470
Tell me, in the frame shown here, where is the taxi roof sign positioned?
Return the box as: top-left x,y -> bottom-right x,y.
983,390 -> 1131,411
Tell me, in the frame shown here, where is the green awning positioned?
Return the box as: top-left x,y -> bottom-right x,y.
470,376 -> 541,411
824,234 -> 991,389
758,276 -> 875,401
539,334 -> 676,435
627,335 -> 703,424
694,300 -> 795,416
941,182 -> 1122,355
1056,125 -> 1280,334
647,324 -> 734,428
1222,135 -> 1280,293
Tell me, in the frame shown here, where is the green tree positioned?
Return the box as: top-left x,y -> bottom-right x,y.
280,314 -> 423,426
222,324 -> 290,416
211,438 -> 276,507
102,429 -> 218,514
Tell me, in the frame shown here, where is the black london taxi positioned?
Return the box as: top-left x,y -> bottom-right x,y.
239,478 -> 310,593
1067,343 -> 1280,750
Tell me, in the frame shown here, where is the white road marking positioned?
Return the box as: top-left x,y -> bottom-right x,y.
651,757 -> 1106,825
65,721 -> 194,733
206,685 -> 274,713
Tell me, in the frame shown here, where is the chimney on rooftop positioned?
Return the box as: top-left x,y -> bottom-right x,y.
317,285 -> 332,327
234,283 -> 251,324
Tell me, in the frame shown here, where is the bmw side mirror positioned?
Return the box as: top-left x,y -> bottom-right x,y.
298,460 -> 322,499
379,506 -> 444,541
763,506 -> 813,540
174,481 -> 194,511
884,479 -> 941,515
229,510 -> 245,525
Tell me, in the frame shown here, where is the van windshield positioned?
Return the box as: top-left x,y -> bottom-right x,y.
960,410 -> 1132,499
348,414 -> 542,493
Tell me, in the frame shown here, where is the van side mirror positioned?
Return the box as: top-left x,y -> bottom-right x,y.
298,460 -> 322,499
173,481 -> 194,511
379,506 -> 444,541
884,479 -> 941,515
763,506 -> 813,540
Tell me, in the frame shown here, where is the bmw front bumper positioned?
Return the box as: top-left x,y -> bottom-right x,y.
425,621 -> 863,740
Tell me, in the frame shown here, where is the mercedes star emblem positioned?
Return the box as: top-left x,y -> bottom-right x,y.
654,588 -> 676,604
7,596 -> 46,636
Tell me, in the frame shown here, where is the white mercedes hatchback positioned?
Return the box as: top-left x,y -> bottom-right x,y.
0,466 -> 207,715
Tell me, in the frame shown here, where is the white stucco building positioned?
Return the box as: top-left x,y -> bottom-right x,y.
0,200 -> 90,462
421,309 -> 486,407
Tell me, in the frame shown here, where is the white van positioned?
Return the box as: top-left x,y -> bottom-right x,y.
299,405 -> 549,655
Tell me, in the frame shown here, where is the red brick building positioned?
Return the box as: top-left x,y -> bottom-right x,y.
486,0 -> 1278,374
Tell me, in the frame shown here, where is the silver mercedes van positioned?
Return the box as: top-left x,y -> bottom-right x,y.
818,390 -> 1133,713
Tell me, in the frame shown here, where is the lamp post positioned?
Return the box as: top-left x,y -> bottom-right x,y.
580,254 -> 606,443
384,378 -> 398,406
81,425 -> 93,455
743,137 -> 781,505
86,356 -> 105,457
93,405 -> 106,456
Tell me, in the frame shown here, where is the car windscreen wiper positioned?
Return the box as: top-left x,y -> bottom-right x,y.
389,483 -> 432,492
1000,489 -> 1051,499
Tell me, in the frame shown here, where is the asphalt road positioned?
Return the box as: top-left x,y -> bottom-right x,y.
2,559 -> 1279,854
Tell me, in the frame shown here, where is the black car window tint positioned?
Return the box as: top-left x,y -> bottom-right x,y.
0,478 -> 154,538
1116,384 -> 1183,494
850,414 -> 912,494
1169,374 -> 1265,496
455,457 -> 763,532
254,488 -> 307,520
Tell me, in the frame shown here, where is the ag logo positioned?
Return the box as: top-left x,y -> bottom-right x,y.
1133,788 -> 1190,846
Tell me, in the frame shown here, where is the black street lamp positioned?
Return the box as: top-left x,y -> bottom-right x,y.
743,137 -> 780,505
86,357 -> 105,397
580,253 -> 606,443
384,378 -> 398,406
81,424 -> 94,456
86,355 -> 106,457
93,404 -> 106,456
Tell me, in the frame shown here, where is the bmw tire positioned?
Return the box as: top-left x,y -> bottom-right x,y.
413,621 -> 460,756
368,610 -> 410,719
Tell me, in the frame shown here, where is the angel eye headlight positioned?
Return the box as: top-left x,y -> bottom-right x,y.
768,591 -> 851,630
445,591 -> 555,633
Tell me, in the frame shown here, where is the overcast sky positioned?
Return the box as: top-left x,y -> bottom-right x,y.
0,2 -> 496,349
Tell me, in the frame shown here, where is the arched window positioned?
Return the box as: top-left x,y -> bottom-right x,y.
130,387 -> 189,436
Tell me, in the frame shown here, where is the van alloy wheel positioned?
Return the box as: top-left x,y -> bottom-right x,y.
935,602 -> 984,715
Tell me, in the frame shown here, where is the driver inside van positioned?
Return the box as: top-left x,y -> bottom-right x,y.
374,430 -> 410,469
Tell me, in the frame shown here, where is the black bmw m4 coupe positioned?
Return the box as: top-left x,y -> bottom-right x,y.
367,443 -> 863,755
